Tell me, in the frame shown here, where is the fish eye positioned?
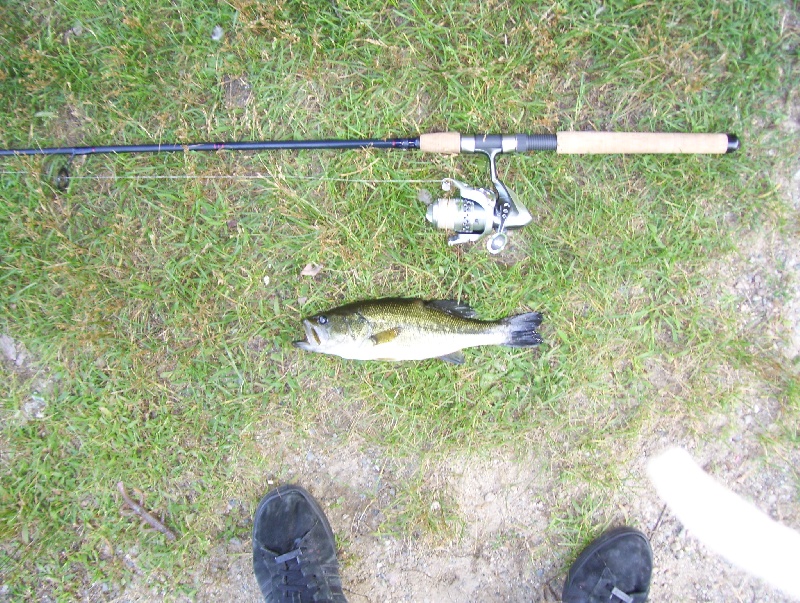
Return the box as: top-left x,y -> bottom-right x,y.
317,315 -> 328,325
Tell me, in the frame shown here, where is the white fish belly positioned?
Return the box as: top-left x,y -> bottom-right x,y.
335,330 -> 507,361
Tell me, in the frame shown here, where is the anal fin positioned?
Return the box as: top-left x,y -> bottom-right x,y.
438,351 -> 465,365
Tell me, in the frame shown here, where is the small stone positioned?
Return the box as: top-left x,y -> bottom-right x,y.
430,500 -> 441,513
22,395 -> 47,420
0,334 -> 17,362
300,263 -> 323,277
263,275 -> 270,287
211,25 -> 224,42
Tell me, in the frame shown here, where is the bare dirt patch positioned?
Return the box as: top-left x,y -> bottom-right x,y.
114,420 -> 798,603
0,333 -> 56,426
221,76 -> 253,110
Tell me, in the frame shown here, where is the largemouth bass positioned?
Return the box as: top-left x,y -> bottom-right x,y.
293,298 -> 543,364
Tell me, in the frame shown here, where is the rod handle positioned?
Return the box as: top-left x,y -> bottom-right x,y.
419,131 -> 740,155
419,132 -> 462,154
556,132 -> 739,154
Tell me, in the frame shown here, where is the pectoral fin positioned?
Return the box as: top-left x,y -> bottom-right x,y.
370,328 -> 401,345
437,351 -> 465,365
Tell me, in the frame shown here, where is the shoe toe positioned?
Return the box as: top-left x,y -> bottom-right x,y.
563,527 -> 653,603
253,487 -> 320,554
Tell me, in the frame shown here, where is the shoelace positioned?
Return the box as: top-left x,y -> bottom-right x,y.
610,586 -> 634,603
594,567 -> 641,603
273,548 -> 308,598
260,544 -> 343,603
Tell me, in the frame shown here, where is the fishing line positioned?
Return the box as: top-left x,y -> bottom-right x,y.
1,170 -> 445,184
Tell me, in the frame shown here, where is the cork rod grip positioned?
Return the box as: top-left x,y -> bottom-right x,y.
556,132 -> 732,154
419,132 -> 462,154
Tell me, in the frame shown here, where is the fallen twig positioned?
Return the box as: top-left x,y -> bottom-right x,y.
117,481 -> 177,541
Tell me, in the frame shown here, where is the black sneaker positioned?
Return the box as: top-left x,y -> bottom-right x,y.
562,526 -> 653,603
252,484 -> 348,603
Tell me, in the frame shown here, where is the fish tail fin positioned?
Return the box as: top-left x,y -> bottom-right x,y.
501,312 -> 543,348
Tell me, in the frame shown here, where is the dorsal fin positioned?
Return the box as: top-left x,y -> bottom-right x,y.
425,300 -> 477,319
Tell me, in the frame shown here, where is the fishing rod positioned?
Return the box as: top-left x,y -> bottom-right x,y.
1,130 -> 739,253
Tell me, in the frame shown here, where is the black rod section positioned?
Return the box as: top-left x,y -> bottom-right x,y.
0,137 -> 421,157
519,134 -> 557,152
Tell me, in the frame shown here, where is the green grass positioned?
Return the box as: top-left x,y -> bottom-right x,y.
1,0 -> 799,599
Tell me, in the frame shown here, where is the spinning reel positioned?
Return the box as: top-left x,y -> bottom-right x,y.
424,143 -> 533,253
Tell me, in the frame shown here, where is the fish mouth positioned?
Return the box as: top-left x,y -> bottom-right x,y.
293,319 -> 327,350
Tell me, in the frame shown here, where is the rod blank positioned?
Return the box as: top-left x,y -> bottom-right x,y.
0,138 -> 420,157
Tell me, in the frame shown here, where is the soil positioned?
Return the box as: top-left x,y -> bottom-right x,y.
4,151 -> 798,603
3,178 -> 798,603
108,150 -> 800,602
114,428 -> 800,603
4,95 -> 799,603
